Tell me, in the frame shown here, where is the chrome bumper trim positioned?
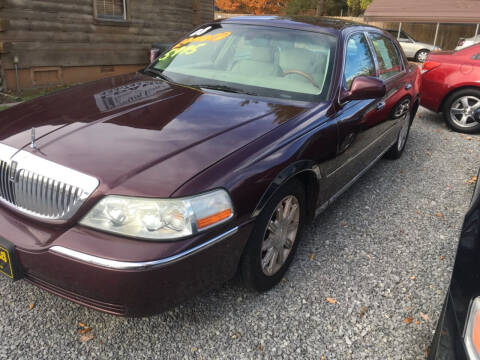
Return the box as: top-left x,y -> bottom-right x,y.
50,227 -> 239,270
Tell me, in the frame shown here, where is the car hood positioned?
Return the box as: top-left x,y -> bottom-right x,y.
0,73 -> 307,198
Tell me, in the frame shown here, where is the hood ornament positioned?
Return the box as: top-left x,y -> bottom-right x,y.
31,127 -> 37,149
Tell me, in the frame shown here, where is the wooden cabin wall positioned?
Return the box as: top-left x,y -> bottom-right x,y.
0,0 -> 213,89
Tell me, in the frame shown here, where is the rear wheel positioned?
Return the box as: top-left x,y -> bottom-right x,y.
385,99 -> 412,160
241,179 -> 306,291
443,88 -> 480,133
415,49 -> 429,63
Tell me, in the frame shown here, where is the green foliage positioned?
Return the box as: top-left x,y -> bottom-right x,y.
285,0 -> 315,15
346,0 -> 373,16
286,0 -> 347,16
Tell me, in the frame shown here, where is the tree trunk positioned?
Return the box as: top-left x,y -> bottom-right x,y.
316,0 -> 325,16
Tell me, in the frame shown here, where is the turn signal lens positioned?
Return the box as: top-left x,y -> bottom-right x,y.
197,209 -> 233,229
464,297 -> 480,359
422,61 -> 441,74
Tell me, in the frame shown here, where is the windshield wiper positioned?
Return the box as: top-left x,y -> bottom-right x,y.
143,68 -> 173,82
195,84 -> 257,96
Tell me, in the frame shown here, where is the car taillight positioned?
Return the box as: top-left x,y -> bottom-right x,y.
421,61 -> 441,74
465,298 -> 480,359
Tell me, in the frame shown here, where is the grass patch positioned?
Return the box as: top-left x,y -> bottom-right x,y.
0,106 -> 8,112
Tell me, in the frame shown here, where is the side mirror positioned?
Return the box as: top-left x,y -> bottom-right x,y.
474,108 -> 480,123
340,76 -> 386,103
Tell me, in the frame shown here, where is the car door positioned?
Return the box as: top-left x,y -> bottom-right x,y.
366,31 -> 413,147
318,32 -> 387,206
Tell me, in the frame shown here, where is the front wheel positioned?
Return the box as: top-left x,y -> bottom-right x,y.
443,88 -> 480,134
241,179 -> 306,292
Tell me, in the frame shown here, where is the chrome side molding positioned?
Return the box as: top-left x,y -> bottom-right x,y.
50,227 -> 239,270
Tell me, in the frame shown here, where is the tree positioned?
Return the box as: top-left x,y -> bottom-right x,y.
216,0 -> 289,14
346,0 -> 373,16
285,0 -> 346,16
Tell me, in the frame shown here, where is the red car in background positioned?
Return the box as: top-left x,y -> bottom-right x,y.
421,44 -> 480,133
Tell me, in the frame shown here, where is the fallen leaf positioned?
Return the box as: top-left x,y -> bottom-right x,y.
28,302 -> 35,310
326,297 -> 337,304
435,129 -> 441,133
410,275 -> 416,280
257,344 -> 264,352
415,320 -> 421,325
79,327 -> 92,335
435,212 -> 444,218
343,222 -> 348,227
309,253 -> 315,261
231,331 -> 241,339
426,151 -> 431,157
79,332 -> 94,343
420,312 -> 430,321
359,306 -> 368,318
78,322 -> 88,329
403,317 -> 413,324
191,347 -> 198,352
467,176 -> 478,185
440,256 -> 445,260
466,136 -> 473,141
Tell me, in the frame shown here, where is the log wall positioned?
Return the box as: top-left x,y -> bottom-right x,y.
0,0 -> 213,89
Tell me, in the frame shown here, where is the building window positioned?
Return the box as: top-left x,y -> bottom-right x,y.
95,0 -> 127,22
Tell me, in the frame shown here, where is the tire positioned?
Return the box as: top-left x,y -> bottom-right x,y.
443,88 -> 480,134
415,49 -> 429,63
241,179 -> 306,292
385,99 -> 413,160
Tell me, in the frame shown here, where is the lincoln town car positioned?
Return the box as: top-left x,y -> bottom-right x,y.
0,17 -> 420,316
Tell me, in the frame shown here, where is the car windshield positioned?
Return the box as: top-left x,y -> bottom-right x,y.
147,24 -> 337,102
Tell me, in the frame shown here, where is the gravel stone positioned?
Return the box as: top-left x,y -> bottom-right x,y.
0,107 -> 479,359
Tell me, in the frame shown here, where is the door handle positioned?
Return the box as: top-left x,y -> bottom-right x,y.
376,101 -> 386,111
405,83 -> 413,90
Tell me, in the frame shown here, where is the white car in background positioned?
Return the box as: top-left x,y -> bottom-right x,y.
456,35 -> 480,50
386,30 -> 442,63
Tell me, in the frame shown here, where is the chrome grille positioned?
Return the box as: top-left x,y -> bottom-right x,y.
14,169 -> 84,218
0,143 -> 99,222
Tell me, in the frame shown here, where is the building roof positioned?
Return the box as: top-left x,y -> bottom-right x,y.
364,0 -> 480,24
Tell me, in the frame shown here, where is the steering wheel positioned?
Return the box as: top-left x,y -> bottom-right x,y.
282,70 -> 320,89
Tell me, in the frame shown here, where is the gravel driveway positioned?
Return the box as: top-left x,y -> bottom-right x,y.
1,107 -> 479,360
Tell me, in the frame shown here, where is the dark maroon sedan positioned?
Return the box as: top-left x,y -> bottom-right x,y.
0,17 -> 420,316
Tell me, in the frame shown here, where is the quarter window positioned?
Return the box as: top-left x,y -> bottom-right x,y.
344,33 -> 376,89
368,33 -> 403,80
94,0 -> 127,21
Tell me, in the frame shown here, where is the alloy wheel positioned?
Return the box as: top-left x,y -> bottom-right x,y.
260,195 -> 300,276
450,96 -> 480,129
417,51 -> 428,63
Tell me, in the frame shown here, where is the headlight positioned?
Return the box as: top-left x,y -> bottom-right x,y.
80,189 -> 234,240
464,297 -> 480,359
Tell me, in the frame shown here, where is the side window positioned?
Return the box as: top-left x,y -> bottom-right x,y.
344,33 -> 376,89
473,53 -> 480,60
94,0 -> 127,22
368,33 -> 403,80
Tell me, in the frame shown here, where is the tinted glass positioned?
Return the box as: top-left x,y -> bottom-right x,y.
344,33 -> 376,89
148,24 -> 337,102
368,33 -> 403,80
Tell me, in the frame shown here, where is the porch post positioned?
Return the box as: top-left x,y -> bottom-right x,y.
433,22 -> 440,47
475,24 -> 479,43
397,22 -> 402,39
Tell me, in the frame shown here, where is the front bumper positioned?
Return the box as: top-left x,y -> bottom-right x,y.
1,206 -> 252,316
